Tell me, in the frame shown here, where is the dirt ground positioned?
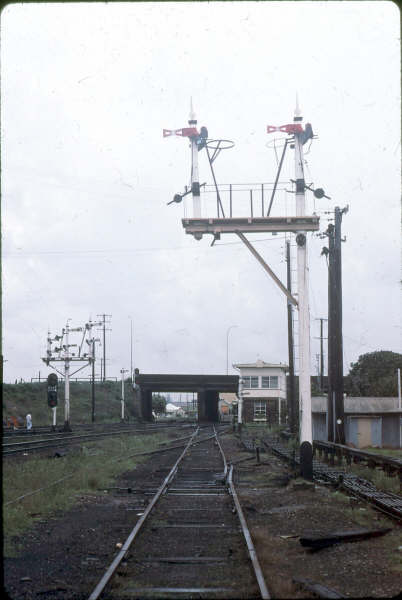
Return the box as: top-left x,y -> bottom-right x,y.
3,431 -> 402,599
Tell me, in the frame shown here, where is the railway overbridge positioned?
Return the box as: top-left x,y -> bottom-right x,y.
133,373 -> 239,422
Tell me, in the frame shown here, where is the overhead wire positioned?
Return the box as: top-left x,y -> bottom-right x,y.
4,235 -> 288,257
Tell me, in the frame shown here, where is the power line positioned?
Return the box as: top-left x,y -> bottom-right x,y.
4,236 -> 288,258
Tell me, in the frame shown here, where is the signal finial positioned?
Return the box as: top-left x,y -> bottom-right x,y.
294,93 -> 302,121
189,97 -> 196,124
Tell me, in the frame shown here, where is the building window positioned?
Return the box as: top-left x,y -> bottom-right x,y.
254,400 -> 267,420
243,376 -> 259,389
261,376 -> 279,389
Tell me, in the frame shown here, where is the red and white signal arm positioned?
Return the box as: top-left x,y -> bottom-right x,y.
163,127 -> 199,138
267,124 -> 304,134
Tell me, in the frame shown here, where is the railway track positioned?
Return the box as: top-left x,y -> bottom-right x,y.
259,435 -> 402,522
2,420 -> 195,438
2,422 -> 195,457
88,425 -> 270,599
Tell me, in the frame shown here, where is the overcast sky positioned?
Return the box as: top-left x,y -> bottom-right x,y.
2,1 -> 400,384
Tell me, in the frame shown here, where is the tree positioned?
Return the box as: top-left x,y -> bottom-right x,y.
152,393 -> 167,415
347,351 -> 402,397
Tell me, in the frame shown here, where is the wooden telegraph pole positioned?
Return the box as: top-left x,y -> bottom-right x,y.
326,207 -> 347,443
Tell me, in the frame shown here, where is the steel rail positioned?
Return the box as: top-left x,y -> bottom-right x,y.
2,426 -> 171,456
115,427 -> 229,462
5,429 -> 203,506
213,424 -> 228,479
228,465 -> 271,599
213,425 -> 270,599
262,437 -> 402,522
2,421 -> 194,438
88,427 -> 200,600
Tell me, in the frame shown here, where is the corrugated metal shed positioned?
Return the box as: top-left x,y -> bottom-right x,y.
312,396 -> 401,414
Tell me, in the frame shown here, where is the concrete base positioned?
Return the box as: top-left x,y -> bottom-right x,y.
300,441 -> 313,480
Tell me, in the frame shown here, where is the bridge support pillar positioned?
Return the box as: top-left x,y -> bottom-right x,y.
140,388 -> 154,422
197,390 -> 207,422
197,389 -> 219,422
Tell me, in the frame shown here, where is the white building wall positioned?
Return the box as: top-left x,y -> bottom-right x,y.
238,366 -> 287,400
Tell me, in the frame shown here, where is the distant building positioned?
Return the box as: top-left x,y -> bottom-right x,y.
219,393 -> 238,416
312,396 -> 402,448
165,403 -> 185,417
233,360 -> 288,424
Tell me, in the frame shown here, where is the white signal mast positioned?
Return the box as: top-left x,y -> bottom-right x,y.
163,99 -> 206,227
293,98 -> 313,469
188,98 -> 201,218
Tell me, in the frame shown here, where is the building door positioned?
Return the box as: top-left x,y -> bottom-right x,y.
370,418 -> 382,448
357,418 -> 372,448
355,417 -> 381,448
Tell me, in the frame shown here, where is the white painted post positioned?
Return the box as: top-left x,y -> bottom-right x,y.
121,368 -> 128,421
189,99 -> 201,218
294,99 -> 313,469
238,377 -> 243,430
52,406 -> 57,428
64,323 -> 70,428
397,368 -> 401,448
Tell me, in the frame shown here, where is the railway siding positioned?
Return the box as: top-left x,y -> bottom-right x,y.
4,427 -> 402,599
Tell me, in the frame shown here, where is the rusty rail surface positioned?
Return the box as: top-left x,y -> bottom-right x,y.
313,440 -> 402,482
261,436 -> 402,522
2,422 -> 200,456
88,427 -> 201,600
88,426 -> 271,599
214,426 -> 269,599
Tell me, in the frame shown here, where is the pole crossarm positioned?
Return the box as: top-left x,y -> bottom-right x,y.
236,231 -> 298,307
182,215 -> 319,236
69,362 -> 91,377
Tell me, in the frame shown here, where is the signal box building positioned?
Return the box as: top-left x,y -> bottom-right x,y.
233,361 -> 288,424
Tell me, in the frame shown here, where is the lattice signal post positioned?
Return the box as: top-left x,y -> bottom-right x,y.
42,319 -> 102,430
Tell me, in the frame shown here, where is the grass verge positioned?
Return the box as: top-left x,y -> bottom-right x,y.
3,431 -> 170,556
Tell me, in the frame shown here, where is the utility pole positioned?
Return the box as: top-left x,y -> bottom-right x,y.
294,99 -> 313,479
120,368 -> 128,421
86,320 -> 102,423
314,318 -> 328,392
226,325 -> 238,375
326,207 -> 347,443
97,314 -> 112,382
286,240 -> 297,434
65,323 -> 71,429
129,317 -> 133,383
319,318 -> 325,390
333,207 -> 346,444
92,338 -> 96,422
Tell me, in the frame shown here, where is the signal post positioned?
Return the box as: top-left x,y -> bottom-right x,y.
167,101 -> 319,478
43,320 -> 95,430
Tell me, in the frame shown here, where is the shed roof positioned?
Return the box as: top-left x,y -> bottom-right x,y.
312,396 -> 402,414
